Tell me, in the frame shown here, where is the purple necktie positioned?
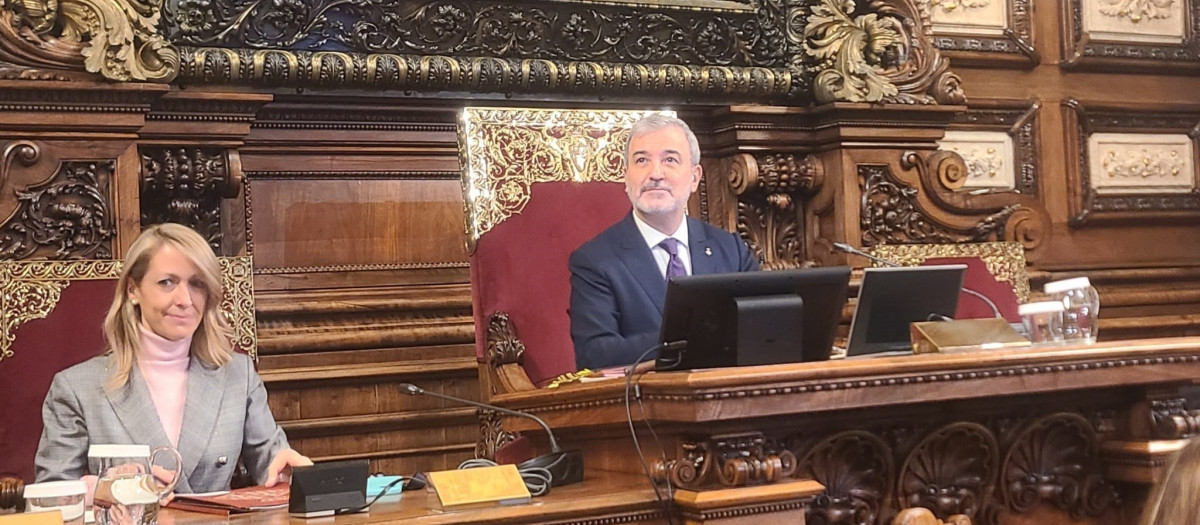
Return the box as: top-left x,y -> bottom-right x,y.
659,238 -> 687,281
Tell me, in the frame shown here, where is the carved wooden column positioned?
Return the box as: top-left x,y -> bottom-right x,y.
138,92 -> 272,255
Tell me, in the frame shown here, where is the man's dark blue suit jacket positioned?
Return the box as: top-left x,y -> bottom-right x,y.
569,212 -> 760,370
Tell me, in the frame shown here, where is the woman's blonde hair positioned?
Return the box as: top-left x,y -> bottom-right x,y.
1140,436 -> 1200,525
103,223 -> 233,390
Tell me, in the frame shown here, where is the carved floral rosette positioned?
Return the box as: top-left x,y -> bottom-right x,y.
458,108 -> 668,252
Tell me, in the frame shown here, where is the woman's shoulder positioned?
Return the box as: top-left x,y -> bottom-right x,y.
56,354 -> 112,379
49,354 -> 112,393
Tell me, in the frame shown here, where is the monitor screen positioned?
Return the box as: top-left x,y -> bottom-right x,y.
656,267 -> 851,371
846,264 -> 967,357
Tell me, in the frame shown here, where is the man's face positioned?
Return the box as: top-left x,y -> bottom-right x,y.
624,126 -> 702,220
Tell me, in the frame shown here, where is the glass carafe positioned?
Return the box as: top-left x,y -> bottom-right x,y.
88,445 -> 181,525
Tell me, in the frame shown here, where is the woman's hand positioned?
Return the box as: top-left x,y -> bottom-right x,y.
264,448 -> 313,487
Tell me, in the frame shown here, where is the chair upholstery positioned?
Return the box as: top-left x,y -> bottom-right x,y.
459,108 -> 669,392
0,257 -> 257,482
869,242 -> 1029,323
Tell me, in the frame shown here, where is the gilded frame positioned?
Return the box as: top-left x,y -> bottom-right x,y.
869,241 -> 1030,302
458,107 -> 671,252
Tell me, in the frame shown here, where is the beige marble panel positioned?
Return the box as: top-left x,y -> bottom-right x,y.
1082,0 -> 1187,44
1088,133 -> 1196,194
939,131 -> 1016,191
929,0 -> 1008,35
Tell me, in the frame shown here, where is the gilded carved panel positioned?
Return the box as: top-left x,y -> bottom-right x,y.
0,257 -> 258,362
458,107 -> 668,251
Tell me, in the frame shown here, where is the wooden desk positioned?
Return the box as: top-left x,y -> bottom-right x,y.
159,473 -> 822,525
489,337 -> 1200,525
161,473 -> 663,525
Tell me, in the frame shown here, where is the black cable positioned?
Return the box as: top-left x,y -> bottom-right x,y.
633,366 -> 676,516
624,342 -> 678,525
332,476 -> 407,515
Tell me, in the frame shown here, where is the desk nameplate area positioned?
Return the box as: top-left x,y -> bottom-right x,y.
483,337 -> 1200,525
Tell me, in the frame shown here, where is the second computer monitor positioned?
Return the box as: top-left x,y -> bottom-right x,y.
846,264 -> 967,357
656,266 -> 851,371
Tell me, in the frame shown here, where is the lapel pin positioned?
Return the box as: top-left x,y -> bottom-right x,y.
705,247 -> 712,256
217,456 -> 228,465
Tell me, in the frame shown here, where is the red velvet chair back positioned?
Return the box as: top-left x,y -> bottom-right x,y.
460,108 -> 669,389
869,242 -> 1029,323
0,257 -> 257,482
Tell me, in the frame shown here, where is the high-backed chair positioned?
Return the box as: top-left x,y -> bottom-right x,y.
868,242 -> 1029,323
459,108 -> 668,394
0,257 -> 257,483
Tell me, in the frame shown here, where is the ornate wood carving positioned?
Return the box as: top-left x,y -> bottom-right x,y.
898,422 -> 999,522
858,163 -> 1013,247
1149,398 -> 1200,439
139,146 -> 242,252
654,432 -> 797,490
798,0 -> 966,104
0,0 -> 177,81
167,0 -> 788,67
1063,100 -> 1200,226
0,141 -> 115,260
177,47 -> 796,100
730,152 -> 822,268
796,431 -> 894,525
484,312 -> 536,395
475,409 -> 517,460
1000,413 -> 1115,519
487,312 -> 525,367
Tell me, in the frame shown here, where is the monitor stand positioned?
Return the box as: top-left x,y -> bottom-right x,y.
735,295 -> 804,366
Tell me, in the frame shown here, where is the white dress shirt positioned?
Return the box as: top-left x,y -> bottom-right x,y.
632,213 -> 692,279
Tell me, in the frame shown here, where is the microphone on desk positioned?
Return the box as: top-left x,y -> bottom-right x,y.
831,242 -> 1004,320
398,383 -> 584,487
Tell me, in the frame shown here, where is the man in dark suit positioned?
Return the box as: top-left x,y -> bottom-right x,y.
569,114 -> 759,370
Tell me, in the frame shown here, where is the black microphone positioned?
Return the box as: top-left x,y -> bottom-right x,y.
398,383 -> 584,487
831,242 -> 1004,320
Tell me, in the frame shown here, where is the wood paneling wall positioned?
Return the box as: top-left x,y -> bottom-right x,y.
2,0 -> 1199,518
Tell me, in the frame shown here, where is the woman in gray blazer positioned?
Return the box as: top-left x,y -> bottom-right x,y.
35,224 -> 311,494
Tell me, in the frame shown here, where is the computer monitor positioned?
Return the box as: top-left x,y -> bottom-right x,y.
656,267 -> 851,371
846,264 -> 967,357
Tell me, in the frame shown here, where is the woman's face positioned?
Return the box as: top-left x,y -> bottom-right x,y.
129,244 -> 208,342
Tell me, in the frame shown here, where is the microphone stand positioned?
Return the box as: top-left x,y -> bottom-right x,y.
398,383 -> 584,487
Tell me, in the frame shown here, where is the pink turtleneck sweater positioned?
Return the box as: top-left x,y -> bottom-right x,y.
136,324 -> 191,448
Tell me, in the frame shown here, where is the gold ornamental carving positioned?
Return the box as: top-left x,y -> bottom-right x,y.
218,256 -> 257,359
803,0 -> 902,103
0,257 -> 257,363
458,108 -> 669,252
0,259 -> 121,363
928,0 -> 991,14
869,241 -> 1030,302
1,0 -> 177,81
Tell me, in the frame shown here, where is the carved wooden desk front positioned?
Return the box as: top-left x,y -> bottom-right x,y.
492,337 -> 1200,525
